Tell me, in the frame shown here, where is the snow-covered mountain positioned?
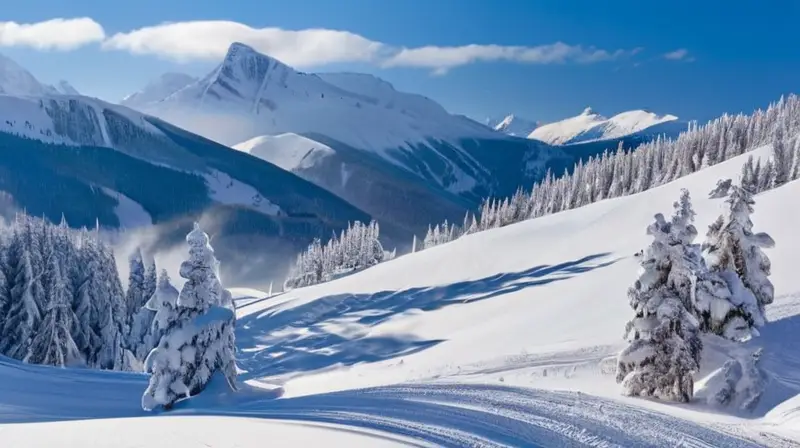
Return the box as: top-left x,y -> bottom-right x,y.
487,114 -> 539,137
0,87 -> 374,285
0,53 -> 80,97
120,72 -> 197,109
0,53 -> 53,97
529,107 -> 686,145
125,43 -> 572,235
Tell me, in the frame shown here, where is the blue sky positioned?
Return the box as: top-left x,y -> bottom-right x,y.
2,0 -> 799,123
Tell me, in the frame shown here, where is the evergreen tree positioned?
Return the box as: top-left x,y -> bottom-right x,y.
27,256 -> 82,367
771,137 -> 790,188
142,223 -> 237,411
143,269 -> 179,356
616,213 -> 701,402
701,185 -> 774,338
126,249 -> 146,318
144,260 -> 158,305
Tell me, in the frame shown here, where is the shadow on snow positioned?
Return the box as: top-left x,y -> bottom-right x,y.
235,252 -> 618,381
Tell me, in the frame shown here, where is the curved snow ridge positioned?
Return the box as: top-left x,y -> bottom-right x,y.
529,109 -> 680,145
185,383 -> 764,447
233,133 -> 335,172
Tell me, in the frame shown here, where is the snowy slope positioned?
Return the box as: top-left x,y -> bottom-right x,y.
487,114 -> 539,137
231,144 -> 800,444
2,144 -> 797,446
233,133 -> 335,172
529,107 -> 685,145
120,72 -> 197,109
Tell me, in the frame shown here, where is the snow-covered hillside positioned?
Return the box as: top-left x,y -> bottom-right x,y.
487,114 -> 539,137
3,142 -> 797,446
229,144 -> 799,444
529,107 -> 685,145
233,133 -> 335,172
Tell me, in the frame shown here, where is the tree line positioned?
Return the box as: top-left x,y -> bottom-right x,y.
284,220 -> 394,290
0,215 -> 135,369
417,94 -> 800,251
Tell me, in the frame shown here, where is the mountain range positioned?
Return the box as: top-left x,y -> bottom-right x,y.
488,107 -> 687,145
0,55 -> 373,287
122,42 -> 577,235
0,43 -> 686,284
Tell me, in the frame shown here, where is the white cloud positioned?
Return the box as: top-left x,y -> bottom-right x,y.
102,20 -> 638,73
383,42 -> 635,74
0,18 -> 105,51
663,48 -> 691,61
102,21 -> 386,67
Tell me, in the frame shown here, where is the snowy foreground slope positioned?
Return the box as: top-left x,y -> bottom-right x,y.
2,146 -> 800,447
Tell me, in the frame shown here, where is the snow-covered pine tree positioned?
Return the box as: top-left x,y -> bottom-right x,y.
0,219 -> 44,360
616,213 -> 701,402
142,223 -> 236,411
126,249 -> 146,318
143,269 -> 179,355
144,260 -> 158,304
708,178 -> 733,199
26,255 -> 82,367
129,258 -> 158,362
701,184 -> 774,338
770,136 -> 790,188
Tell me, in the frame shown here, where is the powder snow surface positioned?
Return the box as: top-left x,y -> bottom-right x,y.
2,144 -> 799,446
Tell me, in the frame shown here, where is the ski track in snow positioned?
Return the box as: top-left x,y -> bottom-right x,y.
0,355 -> 770,447
180,383 -> 768,447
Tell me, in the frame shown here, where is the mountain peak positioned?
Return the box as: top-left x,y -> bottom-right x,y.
489,114 -> 538,137
215,42 -> 292,92
55,80 -> 79,95
0,53 -> 49,97
581,107 -> 596,116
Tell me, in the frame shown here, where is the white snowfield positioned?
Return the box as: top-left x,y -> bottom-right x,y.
2,145 -> 799,446
529,107 -> 681,145
233,133 -> 335,172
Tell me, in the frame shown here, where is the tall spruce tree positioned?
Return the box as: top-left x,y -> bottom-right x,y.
701,185 -> 774,338
142,223 -> 237,411
616,212 -> 701,402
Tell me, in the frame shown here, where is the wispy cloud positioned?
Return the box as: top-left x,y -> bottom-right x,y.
383,42 -> 636,75
103,20 -> 638,73
663,48 -> 694,62
0,18 -> 105,51
102,21 -> 386,68
4,18 -> 646,73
